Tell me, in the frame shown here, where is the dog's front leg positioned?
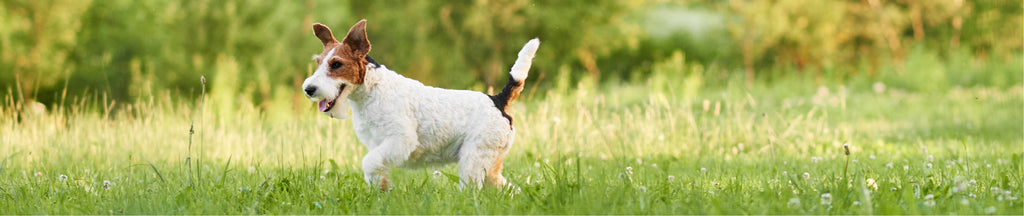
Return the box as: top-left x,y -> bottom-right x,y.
362,137 -> 418,191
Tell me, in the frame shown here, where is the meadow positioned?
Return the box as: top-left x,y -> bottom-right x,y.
1,72 -> 1021,214
1,0 -> 1022,214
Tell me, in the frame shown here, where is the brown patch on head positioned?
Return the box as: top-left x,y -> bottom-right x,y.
311,20 -> 372,84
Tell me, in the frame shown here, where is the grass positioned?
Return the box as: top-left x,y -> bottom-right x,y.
0,75 -> 1021,214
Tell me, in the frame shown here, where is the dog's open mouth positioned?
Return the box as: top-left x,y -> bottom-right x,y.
317,84 -> 346,112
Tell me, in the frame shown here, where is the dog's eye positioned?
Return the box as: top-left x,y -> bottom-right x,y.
330,61 -> 343,70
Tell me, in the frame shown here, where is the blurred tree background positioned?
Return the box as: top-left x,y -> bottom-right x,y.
1,0 -> 1021,111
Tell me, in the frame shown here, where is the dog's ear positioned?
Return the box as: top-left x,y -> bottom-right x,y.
342,19 -> 371,56
313,23 -> 337,47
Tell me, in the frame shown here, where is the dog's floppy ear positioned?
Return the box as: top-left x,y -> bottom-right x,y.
342,19 -> 371,56
313,23 -> 337,47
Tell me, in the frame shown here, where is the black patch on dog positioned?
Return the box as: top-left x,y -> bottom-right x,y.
365,55 -> 379,68
489,77 -> 523,126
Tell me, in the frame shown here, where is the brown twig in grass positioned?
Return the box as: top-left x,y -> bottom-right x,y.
186,76 -> 208,187
843,143 -> 851,180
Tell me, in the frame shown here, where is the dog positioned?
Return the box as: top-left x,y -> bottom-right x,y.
301,19 -> 539,190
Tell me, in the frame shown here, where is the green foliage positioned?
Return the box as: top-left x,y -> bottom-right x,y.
2,0 -> 1020,107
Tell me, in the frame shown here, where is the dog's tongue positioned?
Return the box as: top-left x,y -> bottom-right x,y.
318,99 -> 330,112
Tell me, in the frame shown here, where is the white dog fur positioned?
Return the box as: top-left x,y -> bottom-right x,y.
301,20 -> 539,190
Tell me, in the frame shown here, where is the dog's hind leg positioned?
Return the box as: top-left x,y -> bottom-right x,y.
362,136 -> 419,191
457,136 -> 512,189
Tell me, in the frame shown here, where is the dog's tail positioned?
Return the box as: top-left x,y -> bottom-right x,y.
490,38 -> 540,124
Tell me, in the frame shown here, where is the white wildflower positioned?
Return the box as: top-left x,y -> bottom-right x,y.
433,170 -> 442,178
803,172 -> 811,180
927,155 -> 934,162
904,165 -> 909,171
248,166 -> 256,174
59,175 -> 68,182
853,201 -> 861,206
788,197 -> 801,208
638,186 -> 647,192
923,194 -> 935,207
960,198 -> 969,206
667,175 -> 675,182
319,175 -> 326,180
886,163 -> 894,169
985,206 -> 996,214
701,167 -> 707,173
102,180 -> 112,190
625,166 -> 633,175
820,193 -> 833,206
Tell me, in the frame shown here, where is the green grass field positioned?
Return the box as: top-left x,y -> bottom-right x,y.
1,77 -> 1021,214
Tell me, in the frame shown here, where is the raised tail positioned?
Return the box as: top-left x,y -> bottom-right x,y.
490,38 -> 540,125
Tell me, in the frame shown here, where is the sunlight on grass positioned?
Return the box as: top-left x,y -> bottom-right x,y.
0,80 -> 1021,214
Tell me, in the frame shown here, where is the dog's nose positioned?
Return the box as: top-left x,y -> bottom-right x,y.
304,86 -> 317,97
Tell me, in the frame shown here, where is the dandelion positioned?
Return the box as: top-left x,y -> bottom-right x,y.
803,172 -> 811,180
952,182 -> 968,194
103,180 -> 112,190
700,167 -> 707,173
667,175 -> 675,182
59,175 -> 68,182
433,170 -> 442,178
923,194 -> 935,207
820,193 -> 833,205
248,166 -> 256,174
787,197 -> 801,208
999,190 -> 1017,201
886,163 -> 894,169
985,206 -> 997,214
625,166 -> 633,175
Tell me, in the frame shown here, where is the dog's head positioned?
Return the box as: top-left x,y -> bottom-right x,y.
302,20 -> 372,119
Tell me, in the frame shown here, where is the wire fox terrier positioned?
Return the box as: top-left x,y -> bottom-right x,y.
301,20 -> 540,190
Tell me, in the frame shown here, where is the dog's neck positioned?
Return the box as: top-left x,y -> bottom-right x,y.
347,63 -> 392,103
